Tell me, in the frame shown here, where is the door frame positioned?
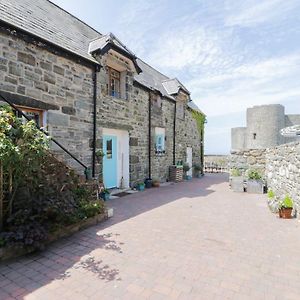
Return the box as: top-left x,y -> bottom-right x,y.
186,146 -> 193,177
102,128 -> 130,189
103,135 -> 118,188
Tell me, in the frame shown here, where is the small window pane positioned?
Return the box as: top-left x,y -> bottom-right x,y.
107,139 -> 112,159
16,107 -> 43,127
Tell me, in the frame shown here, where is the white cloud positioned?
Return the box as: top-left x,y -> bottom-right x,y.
148,26 -> 223,70
225,0 -> 300,27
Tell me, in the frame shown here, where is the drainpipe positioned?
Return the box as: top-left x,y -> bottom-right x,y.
201,127 -> 204,175
92,65 -> 100,178
148,93 -> 152,178
173,101 -> 177,165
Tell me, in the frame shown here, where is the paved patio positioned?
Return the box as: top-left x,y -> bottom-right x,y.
1,174 -> 300,300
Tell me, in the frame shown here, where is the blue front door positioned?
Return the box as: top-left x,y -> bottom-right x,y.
103,135 -> 118,188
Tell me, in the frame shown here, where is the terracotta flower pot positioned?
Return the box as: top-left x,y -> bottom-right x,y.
152,182 -> 160,188
279,208 -> 293,219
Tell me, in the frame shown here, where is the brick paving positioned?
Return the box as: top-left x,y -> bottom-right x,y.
1,174 -> 300,300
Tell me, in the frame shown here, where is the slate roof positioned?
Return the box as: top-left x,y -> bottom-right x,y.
135,59 -> 175,100
0,0 -> 101,63
0,0 -> 203,113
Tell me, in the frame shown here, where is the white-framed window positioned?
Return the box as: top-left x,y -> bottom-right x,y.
155,127 -> 165,154
108,67 -> 121,98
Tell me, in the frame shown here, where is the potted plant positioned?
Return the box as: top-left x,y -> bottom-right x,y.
193,164 -> 202,178
136,182 -> 145,191
152,178 -> 160,187
183,163 -> 192,180
99,188 -> 110,201
230,168 -> 244,192
246,169 -> 264,194
144,178 -> 153,188
95,149 -> 105,163
279,195 -> 293,219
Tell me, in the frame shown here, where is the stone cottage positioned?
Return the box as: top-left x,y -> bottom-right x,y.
0,0 -> 205,188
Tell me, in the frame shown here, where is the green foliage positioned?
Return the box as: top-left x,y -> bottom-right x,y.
78,200 -> 104,219
267,189 -> 275,199
95,149 -> 105,157
193,164 -> 201,172
231,168 -> 241,177
137,182 -> 145,186
101,188 -> 110,194
183,163 -> 191,173
0,106 -> 105,250
279,195 -> 293,209
191,110 -> 206,135
247,169 -> 262,180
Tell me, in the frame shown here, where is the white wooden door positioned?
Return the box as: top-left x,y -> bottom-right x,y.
186,147 -> 193,176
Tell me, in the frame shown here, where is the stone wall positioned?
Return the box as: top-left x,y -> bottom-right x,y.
0,27 -> 94,173
0,26 -> 203,186
229,149 -> 266,176
150,94 -> 175,181
175,91 -> 202,168
266,142 -> 300,213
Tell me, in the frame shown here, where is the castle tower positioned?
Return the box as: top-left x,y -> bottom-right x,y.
246,104 -> 285,149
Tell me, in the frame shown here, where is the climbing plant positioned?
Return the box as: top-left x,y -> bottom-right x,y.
191,110 -> 206,174
191,110 -> 206,135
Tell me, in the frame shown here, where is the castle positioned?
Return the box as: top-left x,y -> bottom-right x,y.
231,104 -> 300,151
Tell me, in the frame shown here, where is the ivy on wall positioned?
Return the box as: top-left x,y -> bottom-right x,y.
191,110 -> 206,135
191,110 -> 206,174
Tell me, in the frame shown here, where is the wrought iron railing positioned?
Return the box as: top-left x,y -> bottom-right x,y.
0,93 -> 88,170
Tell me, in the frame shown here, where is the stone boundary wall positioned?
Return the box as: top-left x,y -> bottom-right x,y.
266,142 -> 300,213
229,149 -> 266,176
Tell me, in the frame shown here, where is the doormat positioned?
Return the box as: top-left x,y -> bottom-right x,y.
113,192 -> 131,198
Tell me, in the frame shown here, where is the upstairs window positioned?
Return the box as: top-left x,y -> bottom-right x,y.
108,67 -> 121,98
155,127 -> 165,154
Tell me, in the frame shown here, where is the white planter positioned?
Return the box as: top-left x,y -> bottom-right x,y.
231,177 -> 244,193
247,180 -> 264,194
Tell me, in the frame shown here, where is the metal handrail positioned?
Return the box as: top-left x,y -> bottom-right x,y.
0,93 -> 88,170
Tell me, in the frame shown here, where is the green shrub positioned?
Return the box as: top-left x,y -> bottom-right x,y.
279,195 -> 293,209
267,189 -> 275,199
247,169 -> 262,180
231,168 -> 241,177
0,106 -> 105,250
78,200 -> 104,219
183,163 -> 191,173
193,164 -> 201,172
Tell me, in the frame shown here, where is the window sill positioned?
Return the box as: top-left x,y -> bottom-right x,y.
107,94 -> 128,101
155,150 -> 166,156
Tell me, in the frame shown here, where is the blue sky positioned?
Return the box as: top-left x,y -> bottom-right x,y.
52,0 -> 300,154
